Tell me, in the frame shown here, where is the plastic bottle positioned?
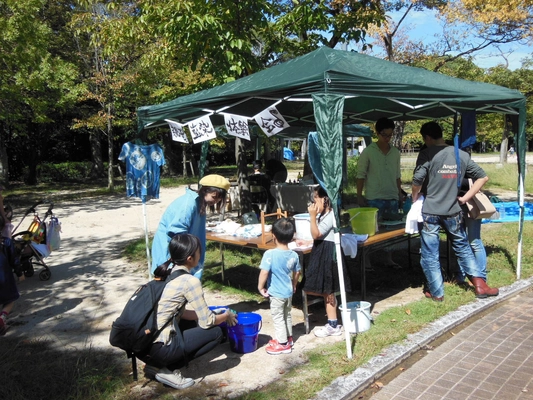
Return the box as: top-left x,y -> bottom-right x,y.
297,171 -> 302,182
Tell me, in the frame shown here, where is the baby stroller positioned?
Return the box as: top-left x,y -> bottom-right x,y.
9,201 -> 59,281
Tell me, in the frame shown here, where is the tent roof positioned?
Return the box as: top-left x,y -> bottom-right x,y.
137,47 -> 525,131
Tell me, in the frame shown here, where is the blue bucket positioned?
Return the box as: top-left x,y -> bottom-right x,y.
228,312 -> 262,336
227,312 -> 262,354
228,332 -> 259,353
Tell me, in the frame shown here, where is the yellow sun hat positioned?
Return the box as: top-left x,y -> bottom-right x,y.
199,174 -> 231,191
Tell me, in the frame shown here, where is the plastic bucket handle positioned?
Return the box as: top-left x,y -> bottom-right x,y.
356,303 -> 374,323
348,212 -> 360,222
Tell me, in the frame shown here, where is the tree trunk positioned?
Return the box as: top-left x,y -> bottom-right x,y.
235,137 -> 251,213
107,103 -> 114,191
89,130 -> 104,178
393,121 -> 405,149
25,124 -> 39,185
500,118 -> 511,164
500,136 -> 509,164
161,133 -> 180,176
0,139 -> 9,185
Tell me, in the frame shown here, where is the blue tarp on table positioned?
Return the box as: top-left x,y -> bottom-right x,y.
482,202 -> 533,223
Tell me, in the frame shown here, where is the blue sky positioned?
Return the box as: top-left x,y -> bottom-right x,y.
360,9 -> 532,70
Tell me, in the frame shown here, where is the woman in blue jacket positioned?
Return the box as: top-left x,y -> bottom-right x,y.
151,174 -> 230,279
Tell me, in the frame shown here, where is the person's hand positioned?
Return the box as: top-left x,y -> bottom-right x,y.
225,309 -> 238,327
357,196 -> 366,207
258,287 -> 269,298
294,239 -> 312,247
307,202 -> 318,218
18,275 -> 25,283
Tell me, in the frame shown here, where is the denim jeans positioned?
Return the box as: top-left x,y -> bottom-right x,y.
367,199 -> 399,220
420,212 -> 481,298
464,217 -> 487,280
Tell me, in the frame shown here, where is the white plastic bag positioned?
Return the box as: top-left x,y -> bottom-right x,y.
46,216 -> 61,251
405,196 -> 424,234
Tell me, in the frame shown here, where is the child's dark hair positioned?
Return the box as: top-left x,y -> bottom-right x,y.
313,186 -> 331,223
272,218 -> 295,244
153,260 -> 172,280
169,233 -> 201,265
153,233 -> 201,280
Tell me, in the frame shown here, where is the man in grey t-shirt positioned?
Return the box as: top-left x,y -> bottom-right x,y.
411,122 -> 498,301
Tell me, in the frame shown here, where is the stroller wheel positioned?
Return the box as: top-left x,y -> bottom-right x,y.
39,269 -> 51,281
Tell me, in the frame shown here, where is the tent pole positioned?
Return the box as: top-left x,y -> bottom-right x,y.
142,202 -> 152,279
333,216 -> 353,359
517,172 -> 524,279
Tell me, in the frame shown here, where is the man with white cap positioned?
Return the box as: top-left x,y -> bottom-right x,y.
151,174 -> 230,279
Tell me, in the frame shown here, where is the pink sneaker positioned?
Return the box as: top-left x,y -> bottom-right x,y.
266,341 -> 292,355
268,336 -> 294,347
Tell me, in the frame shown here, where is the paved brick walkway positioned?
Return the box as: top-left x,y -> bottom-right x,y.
371,289 -> 533,400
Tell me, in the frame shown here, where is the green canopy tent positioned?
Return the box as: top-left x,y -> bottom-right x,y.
137,47 -> 527,358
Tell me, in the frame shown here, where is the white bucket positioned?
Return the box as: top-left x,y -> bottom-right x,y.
339,301 -> 372,333
294,213 -> 312,240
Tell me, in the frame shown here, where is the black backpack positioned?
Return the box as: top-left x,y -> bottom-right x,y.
109,269 -> 187,380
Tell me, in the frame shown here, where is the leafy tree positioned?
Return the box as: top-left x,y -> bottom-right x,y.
137,0 -> 385,83
0,0 -> 81,185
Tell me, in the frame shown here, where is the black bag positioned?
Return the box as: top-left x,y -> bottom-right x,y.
109,269 -> 187,379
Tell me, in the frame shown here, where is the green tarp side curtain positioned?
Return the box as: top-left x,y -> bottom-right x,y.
311,93 -> 352,358
312,93 -> 345,222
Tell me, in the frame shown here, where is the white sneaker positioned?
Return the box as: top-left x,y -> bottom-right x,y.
155,367 -> 195,389
314,324 -> 343,337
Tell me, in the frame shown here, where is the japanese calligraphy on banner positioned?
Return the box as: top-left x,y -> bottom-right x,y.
254,106 -> 290,137
189,115 -> 217,144
165,119 -> 189,143
224,114 -> 250,141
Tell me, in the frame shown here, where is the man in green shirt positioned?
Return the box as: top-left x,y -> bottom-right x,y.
356,117 -> 404,269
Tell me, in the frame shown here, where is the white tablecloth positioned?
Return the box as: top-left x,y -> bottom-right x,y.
270,184 -> 317,213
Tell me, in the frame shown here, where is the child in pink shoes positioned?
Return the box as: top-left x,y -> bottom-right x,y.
258,218 -> 301,355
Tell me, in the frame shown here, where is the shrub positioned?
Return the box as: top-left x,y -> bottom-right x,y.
38,162 -> 92,182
